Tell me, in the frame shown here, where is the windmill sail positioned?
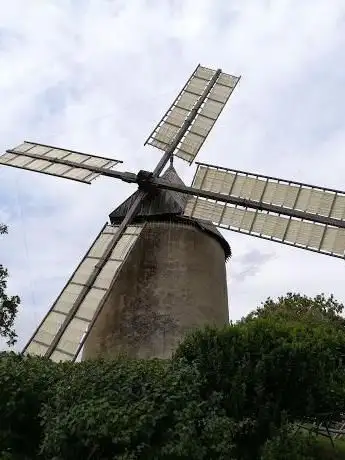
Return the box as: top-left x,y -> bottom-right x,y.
185,163 -> 345,259
145,65 -> 240,164
5,61 -> 344,365
23,223 -> 144,362
1,141 -> 122,184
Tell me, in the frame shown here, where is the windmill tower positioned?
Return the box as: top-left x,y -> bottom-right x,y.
82,164 -> 231,360
1,64 -> 345,363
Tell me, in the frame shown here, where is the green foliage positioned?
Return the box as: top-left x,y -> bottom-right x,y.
260,426 -> 317,460
261,427 -> 345,460
175,319 -> 345,417
39,358 -> 239,459
313,436 -> 345,460
243,292 -> 345,330
174,319 -> 345,457
0,352 -> 67,459
0,223 -> 20,347
1,292 -> 345,459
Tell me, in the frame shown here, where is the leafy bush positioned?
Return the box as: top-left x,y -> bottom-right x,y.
260,426 -> 345,460
39,358 -> 239,459
0,352 -> 68,458
243,293 -> 345,331
174,319 -> 345,457
1,311 -> 345,459
260,426 -> 317,460
175,319 -> 345,417
0,223 -> 21,347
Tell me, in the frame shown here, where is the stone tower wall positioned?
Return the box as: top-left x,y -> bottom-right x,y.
82,220 -> 228,360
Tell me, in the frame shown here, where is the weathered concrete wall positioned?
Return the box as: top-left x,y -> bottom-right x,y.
82,220 -> 228,360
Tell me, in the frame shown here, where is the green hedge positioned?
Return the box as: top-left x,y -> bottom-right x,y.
174,318 -> 345,418
39,359 -> 242,459
174,319 -> 345,457
1,318 -> 345,459
0,351 -> 67,458
260,427 -> 318,460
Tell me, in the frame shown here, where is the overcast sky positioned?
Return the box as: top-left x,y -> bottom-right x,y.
1,0 -> 345,352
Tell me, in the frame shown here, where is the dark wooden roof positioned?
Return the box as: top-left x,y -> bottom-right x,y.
109,165 -> 188,220
109,164 -> 231,259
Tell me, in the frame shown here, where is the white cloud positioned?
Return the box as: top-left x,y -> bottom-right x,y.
1,0 -> 345,351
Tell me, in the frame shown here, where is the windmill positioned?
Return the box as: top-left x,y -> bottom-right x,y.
1,64 -> 344,363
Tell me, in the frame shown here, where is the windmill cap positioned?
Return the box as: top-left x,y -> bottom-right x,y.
109,164 -> 231,259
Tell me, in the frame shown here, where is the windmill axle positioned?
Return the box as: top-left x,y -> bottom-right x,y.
136,170 -> 155,192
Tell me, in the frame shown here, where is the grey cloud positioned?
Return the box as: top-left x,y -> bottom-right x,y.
232,249 -> 276,282
238,249 -> 275,266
